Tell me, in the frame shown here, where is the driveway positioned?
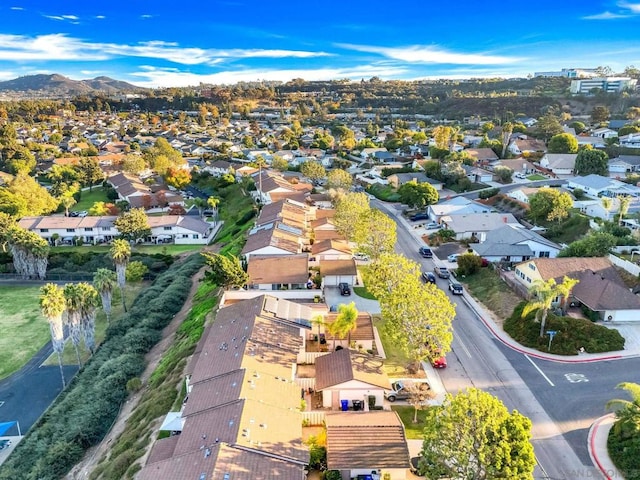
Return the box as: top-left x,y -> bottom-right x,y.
323,286 -> 381,314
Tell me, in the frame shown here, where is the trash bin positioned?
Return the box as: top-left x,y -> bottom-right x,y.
340,400 -> 349,411
352,400 -> 362,411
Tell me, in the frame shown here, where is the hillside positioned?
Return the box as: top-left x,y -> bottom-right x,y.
0,74 -> 141,95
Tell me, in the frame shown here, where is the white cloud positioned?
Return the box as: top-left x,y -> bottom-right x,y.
337,44 -> 522,65
0,34 -> 330,65
10,6 -> 24,10
140,14 -> 153,19
128,65 -> 409,88
95,15 -> 106,19
618,2 -> 640,13
582,10 -> 629,19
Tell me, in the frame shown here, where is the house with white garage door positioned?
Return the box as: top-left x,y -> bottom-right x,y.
514,257 -> 640,322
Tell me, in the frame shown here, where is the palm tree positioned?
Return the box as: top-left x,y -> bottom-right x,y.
522,276 -> 579,338
207,196 -> 220,225
60,194 -> 77,217
39,283 -> 67,388
618,195 -> 631,226
188,197 -> 208,218
110,239 -> 131,312
601,197 -> 613,221
63,283 -> 84,366
77,283 -> 99,354
93,268 -> 117,322
326,302 -> 359,350
606,382 -> 640,440
310,314 -> 325,352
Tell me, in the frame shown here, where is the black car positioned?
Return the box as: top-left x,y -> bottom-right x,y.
418,247 -> 433,258
410,212 -> 429,221
422,271 -> 436,284
338,282 -> 351,296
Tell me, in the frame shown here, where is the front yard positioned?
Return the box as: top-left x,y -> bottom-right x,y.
71,187 -> 111,211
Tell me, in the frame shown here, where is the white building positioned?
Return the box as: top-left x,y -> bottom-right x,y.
570,77 -> 637,94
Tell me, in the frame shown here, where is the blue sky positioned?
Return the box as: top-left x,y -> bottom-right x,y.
0,0 -> 639,87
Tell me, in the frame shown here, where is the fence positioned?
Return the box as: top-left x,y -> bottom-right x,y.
608,253 -> 640,277
297,351 -> 330,365
295,377 -> 316,391
302,411 -> 325,426
496,269 -> 530,300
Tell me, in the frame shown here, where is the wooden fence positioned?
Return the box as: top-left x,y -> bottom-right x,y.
302,411 -> 325,426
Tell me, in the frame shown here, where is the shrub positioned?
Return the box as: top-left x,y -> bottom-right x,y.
125,261 -> 149,282
126,377 -> 142,393
478,187 -> 500,199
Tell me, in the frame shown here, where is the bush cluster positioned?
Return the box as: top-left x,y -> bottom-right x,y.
46,251 -> 173,279
504,302 -> 625,355
0,254 -> 204,480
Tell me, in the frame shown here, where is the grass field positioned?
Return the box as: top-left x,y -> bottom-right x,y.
43,283 -> 146,366
373,315 -> 414,377
0,286 -> 50,379
391,405 -> 430,439
51,244 -> 203,255
353,286 -> 376,300
71,187 -> 111,211
461,268 -> 521,321
527,174 -> 547,180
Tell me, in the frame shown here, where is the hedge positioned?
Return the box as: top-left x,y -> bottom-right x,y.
0,254 -> 205,480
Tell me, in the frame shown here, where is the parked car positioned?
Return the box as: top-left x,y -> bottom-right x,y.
338,282 -> 351,296
434,266 -> 450,279
353,252 -> 370,262
432,355 -> 448,368
515,172 -> 527,179
410,212 -> 429,221
422,271 -> 436,284
447,253 -> 460,263
385,380 -> 430,402
426,222 -> 441,230
449,278 -> 464,295
418,247 -> 433,258
77,211 -> 88,218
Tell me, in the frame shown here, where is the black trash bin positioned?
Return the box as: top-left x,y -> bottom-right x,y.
352,400 -> 362,411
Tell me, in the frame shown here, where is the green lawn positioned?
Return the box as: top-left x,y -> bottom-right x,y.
353,286 -> 376,300
373,315 -> 413,377
391,405 -> 429,439
71,187 -> 111,211
0,286 -> 50,379
51,244 -> 203,255
527,174 -> 547,180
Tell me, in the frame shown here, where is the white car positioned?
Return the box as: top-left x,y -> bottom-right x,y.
447,253 -> 460,263
515,173 -> 527,179
353,252 -> 370,262
426,222 -> 441,230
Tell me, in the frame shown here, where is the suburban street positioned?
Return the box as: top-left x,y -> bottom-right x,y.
372,198 -> 619,479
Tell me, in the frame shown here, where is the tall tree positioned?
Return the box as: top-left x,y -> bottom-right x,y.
574,147 -> 609,176
397,182 -> 439,209
76,156 -> 104,191
420,388 -> 535,479
522,276 -> 579,337
325,169 -> 353,191
404,381 -> 436,423
93,268 -> 117,322
6,225 -> 49,279
202,252 -> 248,288
333,302 -> 359,347
353,209 -> 396,260
114,208 -> 151,242
528,187 -> 573,223
39,283 -> 67,388
500,122 -> 513,158
59,194 -> 77,217
63,283 -> 84,366
300,160 -> 326,183
432,126 -> 452,150
110,239 -> 131,312
311,314 -> 325,352
333,192 -> 370,241
77,282 -> 99,354
164,167 -> 191,189
536,114 -> 563,141
207,196 -> 221,224
547,133 -> 579,154
618,195 -> 631,226
591,105 -> 611,124
6,174 -> 59,216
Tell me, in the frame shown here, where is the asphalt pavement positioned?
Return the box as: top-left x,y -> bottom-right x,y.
373,198 -> 631,480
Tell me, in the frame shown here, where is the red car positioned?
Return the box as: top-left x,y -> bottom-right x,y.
432,356 -> 447,368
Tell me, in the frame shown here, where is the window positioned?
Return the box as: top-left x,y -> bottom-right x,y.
84,228 -> 94,232
101,227 -> 110,231
40,228 -> 49,233
163,226 -> 172,231
539,251 -> 550,258
526,276 -> 531,283
192,234 -> 199,239
66,228 -> 75,233
181,234 -> 189,238
529,264 -> 536,271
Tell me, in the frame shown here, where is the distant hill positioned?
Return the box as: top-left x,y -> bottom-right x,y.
0,74 -> 142,95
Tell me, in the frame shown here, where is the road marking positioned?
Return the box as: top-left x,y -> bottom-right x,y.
525,355 -> 555,386
564,373 -> 589,383
457,337 -> 472,358
0,401 -> 4,407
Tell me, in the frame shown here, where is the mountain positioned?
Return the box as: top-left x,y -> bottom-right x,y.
0,74 -> 142,95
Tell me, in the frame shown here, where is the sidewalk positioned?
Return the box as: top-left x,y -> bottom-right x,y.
379,201 -> 634,479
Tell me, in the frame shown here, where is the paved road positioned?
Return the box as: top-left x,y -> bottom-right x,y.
372,198 -> 600,480
0,342 -> 78,434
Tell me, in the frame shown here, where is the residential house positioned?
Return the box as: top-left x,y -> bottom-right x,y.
464,147 -> 499,165
360,147 -> 388,159
325,411 -> 411,480
253,170 -> 313,204
576,136 -> 607,149
507,186 -> 539,204
427,197 -> 493,223
516,117 -> 538,128
608,155 -> 640,174
387,172 -> 443,190
491,158 -> 538,175
312,239 -> 352,262
508,138 -> 547,155
203,159 -> 233,177
462,165 -> 494,183
539,153 -> 578,175
138,295 -> 309,479
18,215 -> 213,245
593,127 -> 618,139
513,257 -> 640,322
323,312 -> 376,352
247,254 -> 310,290
107,172 -> 151,201
320,259 -> 358,287
574,198 -> 619,221
472,225 -> 561,262
568,174 -> 640,198
315,349 -> 390,409
440,213 -> 520,242
241,223 -> 305,260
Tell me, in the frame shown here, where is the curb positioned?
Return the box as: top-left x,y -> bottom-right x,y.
588,414 -> 621,480
460,294 -> 633,364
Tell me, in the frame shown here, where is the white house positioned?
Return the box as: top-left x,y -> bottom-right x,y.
620,133 -> 640,149
568,174 -> 640,198
440,213 -> 521,242
472,225 -> 561,262
539,153 -> 578,175
427,197 -> 492,222
593,127 -> 618,139
608,155 -> 640,174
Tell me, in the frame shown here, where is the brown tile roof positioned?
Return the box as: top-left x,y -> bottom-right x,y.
320,259 -> 357,276
241,227 -> 300,256
314,230 -> 346,242
146,435 -> 179,464
247,254 -> 309,285
325,411 -> 410,470
324,313 -> 374,342
314,208 -> 336,219
531,257 -> 620,284
311,239 -> 351,255
465,147 -> 499,161
269,191 -> 308,203
571,271 -> 640,311
315,349 -> 390,390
